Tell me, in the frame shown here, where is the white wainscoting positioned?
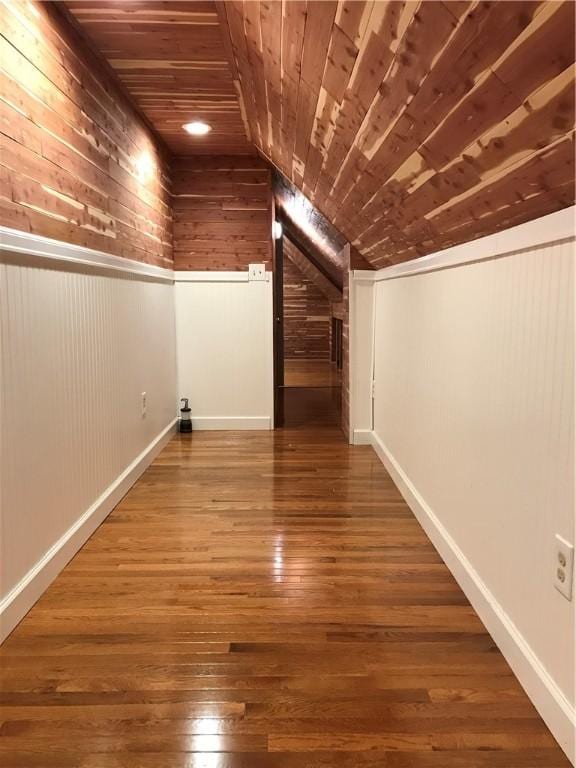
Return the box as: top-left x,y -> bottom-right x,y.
349,273 -> 375,445
367,207 -> 575,762
175,272 -> 274,430
0,232 -> 177,641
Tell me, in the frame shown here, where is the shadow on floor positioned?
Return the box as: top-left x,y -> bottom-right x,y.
282,386 -> 342,429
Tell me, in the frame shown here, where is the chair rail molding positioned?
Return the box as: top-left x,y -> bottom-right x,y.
0,227 -> 174,282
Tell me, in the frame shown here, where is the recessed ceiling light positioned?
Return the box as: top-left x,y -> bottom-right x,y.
183,121 -> 211,136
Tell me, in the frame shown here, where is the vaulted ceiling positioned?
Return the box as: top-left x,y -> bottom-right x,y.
63,0 -> 575,268
222,0 -> 575,267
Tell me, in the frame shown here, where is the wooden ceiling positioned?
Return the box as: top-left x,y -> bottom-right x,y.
62,0 -> 253,155
61,0 -> 575,266
221,0 -> 576,266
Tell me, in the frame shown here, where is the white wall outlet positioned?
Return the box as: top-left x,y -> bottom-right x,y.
141,391 -> 147,418
554,534 -> 574,601
248,263 -> 266,281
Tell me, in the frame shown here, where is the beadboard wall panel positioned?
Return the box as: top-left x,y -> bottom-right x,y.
172,156 -> 273,271
0,0 -> 172,266
371,220 -> 575,756
0,256 -> 177,637
283,245 -> 331,360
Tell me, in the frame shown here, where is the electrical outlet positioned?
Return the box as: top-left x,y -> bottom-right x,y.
248,263 -> 266,281
141,391 -> 147,418
554,534 -> 574,601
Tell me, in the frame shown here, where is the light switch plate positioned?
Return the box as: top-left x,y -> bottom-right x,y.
248,263 -> 266,281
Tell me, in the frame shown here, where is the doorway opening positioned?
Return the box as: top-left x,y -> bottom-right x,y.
274,231 -> 343,429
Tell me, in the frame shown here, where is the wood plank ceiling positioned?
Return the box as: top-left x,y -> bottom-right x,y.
222,0 -> 576,267
62,0 -> 575,267
62,0 -> 253,155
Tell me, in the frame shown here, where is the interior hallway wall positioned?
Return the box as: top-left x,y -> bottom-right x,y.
0,252 -> 177,641
0,0 -> 178,643
172,156 -> 272,271
0,0 -> 172,266
283,247 -> 331,360
366,208 -> 575,759
175,273 -> 274,430
340,244 -> 351,440
171,157 -> 274,428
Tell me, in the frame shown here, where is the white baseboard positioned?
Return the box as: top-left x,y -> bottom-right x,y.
352,429 -> 374,445
191,416 -> 272,430
0,419 -> 177,643
368,429 -> 576,765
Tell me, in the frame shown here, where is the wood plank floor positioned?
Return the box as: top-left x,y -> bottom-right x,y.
283,388 -> 342,430
0,425 -> 570,767
284,360 -> 342,388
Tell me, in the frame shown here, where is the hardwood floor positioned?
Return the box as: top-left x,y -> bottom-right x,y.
283,387 -> 341,429
284,359 -> 342,388
0,426 -> 570,767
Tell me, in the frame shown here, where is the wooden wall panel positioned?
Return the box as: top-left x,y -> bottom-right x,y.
223,0 -> 576,268
283,238 -> 342,304
0,0 -> 172,267
172,156 -> 272,270
283,242 -> 332,360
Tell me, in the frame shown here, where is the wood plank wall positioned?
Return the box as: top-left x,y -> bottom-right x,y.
283,235 -> 343,303
172,156 -> 272,270
0,0 -> 173,267
283,244 -> 331,360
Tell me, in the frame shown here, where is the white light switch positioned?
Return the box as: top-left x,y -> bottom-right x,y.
248,263 -> 266,281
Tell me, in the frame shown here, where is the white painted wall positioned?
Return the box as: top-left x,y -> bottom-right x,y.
0,238 -> 177,639
0,240 -> 274,640
175,273 -> 274,430
349,274 -> 375,444
368,208 -> 575,760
